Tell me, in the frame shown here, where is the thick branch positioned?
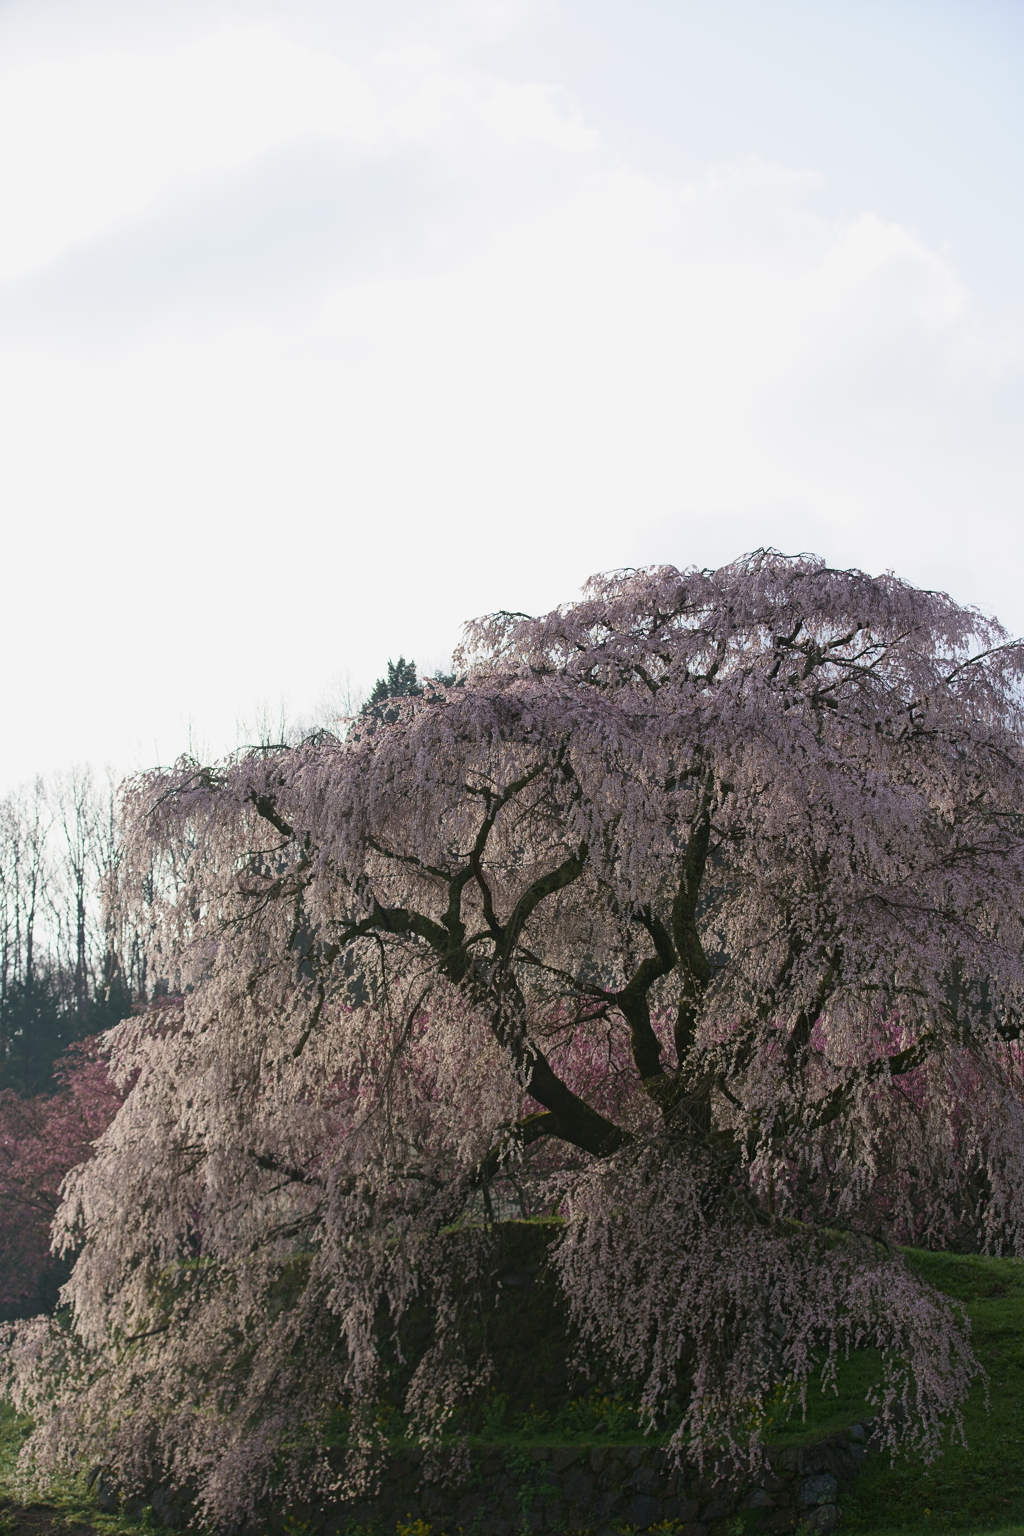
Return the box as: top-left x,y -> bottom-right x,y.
366,900 -> 452,955
326,885 -> 629,1159
252,1152 -> 325,1187
673,792 -> 714,1059
798,1031 -> 938,1136
609,908 -> 676,1081
249,792 -> 295,841
524,1054 -> 630,1156
498,842 -> 588,964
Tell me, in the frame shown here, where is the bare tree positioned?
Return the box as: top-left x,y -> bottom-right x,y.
0,770 -> 138,1092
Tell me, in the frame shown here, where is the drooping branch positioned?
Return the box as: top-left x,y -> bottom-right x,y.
783,949 -> 842,1074
794,1030 -> 939,1137
472,1109 -> 566,1188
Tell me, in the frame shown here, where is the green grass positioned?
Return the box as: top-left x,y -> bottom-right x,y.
779,1250 -> 1024,1536
2,1247 -> 1024,1535
0,1401 -> 140,1536
844,1259 -> 1024,1536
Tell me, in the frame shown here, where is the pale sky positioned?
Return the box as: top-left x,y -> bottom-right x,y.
2,0 -> 1023,787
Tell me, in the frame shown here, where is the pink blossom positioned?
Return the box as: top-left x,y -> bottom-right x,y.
6,551 -> 1022,1523
0,1039 -> 123,1309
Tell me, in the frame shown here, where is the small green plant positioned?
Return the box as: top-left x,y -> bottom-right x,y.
516,1403 -> 547,1437
480,1392 -> 508,1438
750,1379 -> 798,1438
373,1401 -> 401,1438
503,1445 -> 543,1535
556,1391 -> 642,1439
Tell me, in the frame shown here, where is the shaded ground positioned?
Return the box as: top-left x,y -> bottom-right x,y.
0,1500 -> 100,1536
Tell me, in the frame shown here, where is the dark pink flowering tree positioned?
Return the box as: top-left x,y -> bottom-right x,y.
7,552 -> 1024,1523
0,1040 -> 123,1312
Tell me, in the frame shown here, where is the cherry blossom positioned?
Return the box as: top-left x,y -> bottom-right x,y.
8,551 -> 1023,1523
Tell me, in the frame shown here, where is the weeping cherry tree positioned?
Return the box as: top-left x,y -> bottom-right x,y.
7,551 -> 1024,1523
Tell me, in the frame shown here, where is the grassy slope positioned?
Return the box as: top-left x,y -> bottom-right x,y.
770,1250 -> 1024,1536
2,1247 -> 1023,1535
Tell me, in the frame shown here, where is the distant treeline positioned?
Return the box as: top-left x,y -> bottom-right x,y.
0,769 -> 143,1095
0,658 -> 434,1095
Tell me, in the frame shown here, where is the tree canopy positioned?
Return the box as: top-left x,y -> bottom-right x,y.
7,551 -> 1024,1525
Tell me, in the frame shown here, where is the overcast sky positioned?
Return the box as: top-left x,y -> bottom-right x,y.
2,0 -> 1024,786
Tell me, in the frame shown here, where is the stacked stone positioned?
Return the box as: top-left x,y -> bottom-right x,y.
319,1425 -> 869,1536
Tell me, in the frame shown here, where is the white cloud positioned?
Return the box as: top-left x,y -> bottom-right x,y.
0,1 -> 1021,788
0,14 -> 591,283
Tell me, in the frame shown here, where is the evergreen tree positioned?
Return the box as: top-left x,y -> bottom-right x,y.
365,656 -> 421,707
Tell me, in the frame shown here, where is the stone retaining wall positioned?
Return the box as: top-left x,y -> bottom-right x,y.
309,1424 -> 869,1536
